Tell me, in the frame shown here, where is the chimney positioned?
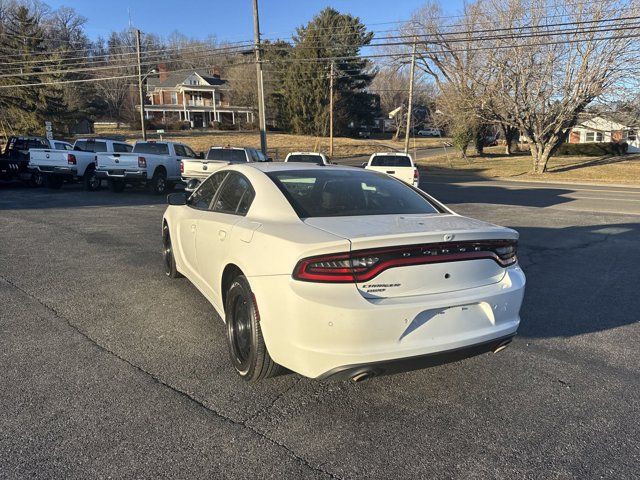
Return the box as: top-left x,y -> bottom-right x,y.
208,67 -> 220,79
158,63 -> 168,82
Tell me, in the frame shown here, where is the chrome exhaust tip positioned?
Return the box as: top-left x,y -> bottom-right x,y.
351,371 -> 374,383
492,339 -> 512,354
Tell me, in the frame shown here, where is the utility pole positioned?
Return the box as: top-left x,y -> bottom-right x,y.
252,0 -> 267,156
404,41 -> 417,154
329,61 -> 334,158
135,28 -> 147,141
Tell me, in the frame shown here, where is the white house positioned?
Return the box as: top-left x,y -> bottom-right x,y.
569,115 -> 640,152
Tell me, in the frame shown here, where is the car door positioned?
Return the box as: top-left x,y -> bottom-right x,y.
195,172 -> 256,310
178,172 -> 228,283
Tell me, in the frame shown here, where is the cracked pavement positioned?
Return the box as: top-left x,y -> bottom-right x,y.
1,178 -> 639,479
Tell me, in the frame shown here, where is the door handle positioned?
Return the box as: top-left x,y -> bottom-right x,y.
218,229 -> 227,241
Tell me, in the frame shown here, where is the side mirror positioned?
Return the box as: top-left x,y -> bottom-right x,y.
167,192 -> 188,206
361,162 -> 368,168
266,157 -> 273,162
185,178 -> 200,193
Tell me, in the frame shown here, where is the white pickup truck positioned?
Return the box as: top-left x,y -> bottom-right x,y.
29,138 -> 132,190
284,152 -> 332,165
364,152 -> 420,188
181,146 -> 269,183
96,141 -> 198,194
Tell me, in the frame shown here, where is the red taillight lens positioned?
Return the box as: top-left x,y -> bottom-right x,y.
67,153 -> 76,165
293,240 -> 518,283
414,168 -> 419,180
180,161 -> 184,173
138,156 -> 146,168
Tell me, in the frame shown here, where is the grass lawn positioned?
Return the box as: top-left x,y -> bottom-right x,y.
91,126 -> 447,159
419,146 -> 640,185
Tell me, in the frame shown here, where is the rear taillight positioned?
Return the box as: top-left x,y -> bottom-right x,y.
67,153 -> 76,165
180,161 -> 184,173
293,240 -> 518,283
138,156 -> 146,168
414,168 -> 419,181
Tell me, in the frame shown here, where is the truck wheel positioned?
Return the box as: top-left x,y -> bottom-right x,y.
162,223 -> 182,278
148,170 -> 167,195
225,275 -> 281,382
44,174 -> 63,189
83,169 -> 100,191
109,180 -> 125,192
29,171 -> 44,188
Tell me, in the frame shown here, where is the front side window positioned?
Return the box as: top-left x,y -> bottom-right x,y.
188,172 -> 227,210
174,145 -> 186,157
212,173 -> 254,215
184,146 -> 197,158
267,169 -> 440,218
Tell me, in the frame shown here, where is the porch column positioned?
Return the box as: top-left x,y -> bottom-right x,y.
232,111 -> 235,124
246,112 -> 250,122
182,91 -> 187,122
212,89 -> 217,122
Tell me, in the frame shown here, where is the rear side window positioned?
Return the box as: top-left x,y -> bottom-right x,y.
267,169 -> 438,218
212,173 -> 254,215
206,148 -> 247,162
75,140 -> 108,153
370,155 -> 412,167
113,143 -> 132,153
133,143 -> 169,155
188,172 -> 227,210
287,154 -> 324,165
54,142 -> 72,150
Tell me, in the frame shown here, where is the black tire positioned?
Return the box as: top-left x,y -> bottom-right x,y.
44,174 -> 63,189
225,275 -> 281,382
148,170 -> 168,195
108,180 -> 125,192
29,171 -> 44,188
83,167 -> 100,191
162,223 -> 182,278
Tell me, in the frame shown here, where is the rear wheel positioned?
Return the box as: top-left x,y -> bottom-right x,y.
44,174 -> 63,189
162,223 -> 182,278
148,170 -> 167,195
29,171 -> 44,188
83,168 -> 100,191
225,275 -> 280,382
108,180 -> 125,192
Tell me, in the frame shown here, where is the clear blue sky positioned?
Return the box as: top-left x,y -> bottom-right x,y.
45,0 -> 464,42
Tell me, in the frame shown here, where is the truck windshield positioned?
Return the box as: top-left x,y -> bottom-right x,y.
206,149 -> 247,162
133,143 -> 169,155
370,155 -> 412,167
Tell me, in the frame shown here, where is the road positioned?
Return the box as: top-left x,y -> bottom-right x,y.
1,178 -> 639,479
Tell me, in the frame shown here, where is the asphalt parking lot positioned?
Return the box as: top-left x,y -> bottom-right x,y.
1,177 -> 639,479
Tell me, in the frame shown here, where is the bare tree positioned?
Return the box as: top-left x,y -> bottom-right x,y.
404,0 -> 640,173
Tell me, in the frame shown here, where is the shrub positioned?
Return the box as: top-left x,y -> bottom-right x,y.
557,142 -> 628,156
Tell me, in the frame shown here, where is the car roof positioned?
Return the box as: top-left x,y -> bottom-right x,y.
208,146 -> 249,151
232,162 -> 355,173
369,152 -> 412,157
286,152 -> 325,156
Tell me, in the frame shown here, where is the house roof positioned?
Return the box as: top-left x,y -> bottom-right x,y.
147,70 -> 226,89
576,113 -> 640,130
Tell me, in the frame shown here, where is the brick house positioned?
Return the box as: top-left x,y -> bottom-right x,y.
568,115 -> 640,152
141,65 -> 254,128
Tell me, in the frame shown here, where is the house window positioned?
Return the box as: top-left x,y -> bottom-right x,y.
585,131 -> 595,142
170,92 -> 178,105
596,132 -> 603,142
626,130 -> 637,141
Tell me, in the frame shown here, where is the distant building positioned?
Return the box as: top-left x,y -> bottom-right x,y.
569,115 -> 640,152
141,65 -> 254,128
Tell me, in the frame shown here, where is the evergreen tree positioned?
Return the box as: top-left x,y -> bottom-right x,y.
282,8 -> 377,136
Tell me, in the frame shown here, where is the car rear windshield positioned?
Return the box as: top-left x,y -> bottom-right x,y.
287,154 -> 324,165
206,148 -> 247,162
267,169 -> 439,218
369,155 -> 412,167
133,143 -> 169,155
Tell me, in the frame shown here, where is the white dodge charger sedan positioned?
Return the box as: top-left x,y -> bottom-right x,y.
162,163 -> 525,382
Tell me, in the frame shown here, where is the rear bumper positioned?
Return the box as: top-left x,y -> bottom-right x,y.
318,334 -> 515,380
96,169 -> 147,181
248,266 -> 525,379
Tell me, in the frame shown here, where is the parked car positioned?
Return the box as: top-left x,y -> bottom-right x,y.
181,146 -> 270,183
162,163 -> 525,381
417,128 -> 441,137
29,138 -> 132,190
363,152 -> 419,187
96,140 -> 198,194
284,152 -> 331,165
357,127 -> 371,139
0,136 -> 72,185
